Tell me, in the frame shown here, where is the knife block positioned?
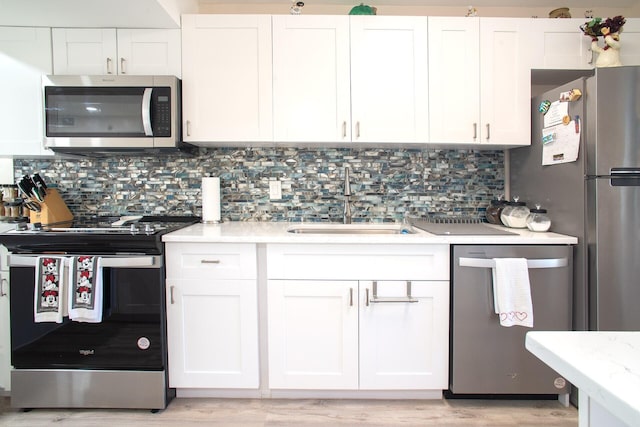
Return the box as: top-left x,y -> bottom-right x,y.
29,188 -> 74,226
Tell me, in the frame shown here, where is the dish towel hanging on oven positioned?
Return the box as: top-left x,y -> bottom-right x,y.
34,256 -> 67,323
492,258 -> 534,328
68,256 -> 103,323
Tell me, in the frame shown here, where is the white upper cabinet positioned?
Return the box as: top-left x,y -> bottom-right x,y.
428,17 -> 480,145
52,28 -> 181,76
528,19 -> 592,69
479,18 -> 534,146
350,16 -> 429,143
429,17 -> 532,147
0,26 -> 53,156
115,29 -> 181,76
615,18 -> 640,66
272,15 -> 351,143
181,14 -> 273,143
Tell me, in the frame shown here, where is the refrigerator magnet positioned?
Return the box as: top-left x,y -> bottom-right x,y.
538,100 -> 552,114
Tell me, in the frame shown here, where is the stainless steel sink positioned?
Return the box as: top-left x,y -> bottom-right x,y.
286,223 -> 414,235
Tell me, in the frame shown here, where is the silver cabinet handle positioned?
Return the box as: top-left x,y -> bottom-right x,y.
349,287 -> 353,306
369,281 -> 418,304
106,57 -> 113,74
120,57 -> 126,74
356,121 -> 360,139
365,288 -> 369,307
473,123 -> 477,140
342,121 -> 347,139
458,257 -> 569,269
0,277 -> 6,297
588,47 -> 594,65
201,259 -> 221,264
170,285 -> 175,304
186,120 -> 192,137
486,123 -> 490,141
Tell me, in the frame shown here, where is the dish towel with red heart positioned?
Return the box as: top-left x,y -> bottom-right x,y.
68,256 -> 103,323
34,256 -> 68,323
491,258 -> 533,328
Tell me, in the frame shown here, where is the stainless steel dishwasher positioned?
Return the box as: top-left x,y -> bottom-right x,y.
449,245 -> 573,396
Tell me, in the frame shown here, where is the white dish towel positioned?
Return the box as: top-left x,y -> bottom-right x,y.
34,256 -> 67,323
492,258 -> 533,328
68,256 -> 103,323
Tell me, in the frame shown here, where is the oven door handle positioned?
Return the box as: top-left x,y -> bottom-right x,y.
9,255 -> 162,269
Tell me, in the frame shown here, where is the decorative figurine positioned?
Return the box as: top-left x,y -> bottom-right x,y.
290,1 -> 304,15
581,16 -> 626,68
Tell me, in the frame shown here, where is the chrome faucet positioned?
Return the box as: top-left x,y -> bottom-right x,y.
343,166 -> 352,224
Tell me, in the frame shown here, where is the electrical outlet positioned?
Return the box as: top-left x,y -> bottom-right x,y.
269,180 -> 282,200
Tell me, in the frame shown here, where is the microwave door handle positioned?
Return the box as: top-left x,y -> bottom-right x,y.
142,88 -> 153,136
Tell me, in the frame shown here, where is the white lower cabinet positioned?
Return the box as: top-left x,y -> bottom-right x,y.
359,280 -> 449,390
267,280 -> 359,389
165,243 -> 259,389
266,244 -> 450,391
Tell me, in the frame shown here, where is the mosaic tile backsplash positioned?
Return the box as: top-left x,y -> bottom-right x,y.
15,147 -> 504,223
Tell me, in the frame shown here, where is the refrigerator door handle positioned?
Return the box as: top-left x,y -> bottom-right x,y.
459,257 -> 568,269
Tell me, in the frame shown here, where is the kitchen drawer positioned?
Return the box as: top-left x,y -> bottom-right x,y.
166,243 -> 257,280
266,244 -> 449,281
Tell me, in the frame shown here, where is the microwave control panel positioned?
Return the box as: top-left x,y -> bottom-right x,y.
152,87 -> 172,137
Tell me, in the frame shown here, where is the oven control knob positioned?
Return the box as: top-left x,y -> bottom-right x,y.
137,337 -> 151,350
144,223 -> 155,234
130,223 -> 140,234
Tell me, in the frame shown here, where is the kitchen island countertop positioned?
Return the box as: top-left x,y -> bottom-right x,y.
162,221 -> 578,244
526,331 -> 640,427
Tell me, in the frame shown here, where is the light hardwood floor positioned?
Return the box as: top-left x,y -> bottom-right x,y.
0,397 -> 577,426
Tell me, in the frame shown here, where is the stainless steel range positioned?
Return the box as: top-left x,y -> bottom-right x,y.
0,216 -> 198,411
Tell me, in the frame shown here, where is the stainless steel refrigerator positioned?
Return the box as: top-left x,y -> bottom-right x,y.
510,66 -> 640,331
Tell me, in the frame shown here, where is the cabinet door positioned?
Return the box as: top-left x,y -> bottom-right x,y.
272,15 -> 351,143
116,29 -> 181,77
166,279 -> 259,388
181,14 -> 273,143
428,17 -> 480,144
618,18 -> 640,66
267,280 -> 358,389
52,28 -> 117,74
479,18 -> 533,146
528,19 -> 592,69
0,268 -> 9,392
350,16 -> 429,143
0,26 -> 53,157
359,280 -> 449,390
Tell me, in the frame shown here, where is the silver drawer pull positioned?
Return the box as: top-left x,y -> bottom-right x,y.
458,257 -> 568,269
201,259 -> 221,264
369,280 -> 418,304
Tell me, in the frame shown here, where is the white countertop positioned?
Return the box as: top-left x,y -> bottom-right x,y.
162,221 -> 578,245
526,331 -> 640,427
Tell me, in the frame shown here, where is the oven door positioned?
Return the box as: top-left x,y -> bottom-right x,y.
9,255 -> 167,371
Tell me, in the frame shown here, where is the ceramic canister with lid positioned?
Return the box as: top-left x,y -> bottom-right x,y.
501,197 -> 530,228
485,196 -> 507,225
527,205 -> 551,232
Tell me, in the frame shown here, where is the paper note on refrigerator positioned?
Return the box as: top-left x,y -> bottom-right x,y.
543,101 -> 568,128
541,119 -> 580,165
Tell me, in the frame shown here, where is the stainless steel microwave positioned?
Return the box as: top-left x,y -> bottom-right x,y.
42,75 -> 185,153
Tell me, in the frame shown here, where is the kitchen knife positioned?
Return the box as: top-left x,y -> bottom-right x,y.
17,176 -> 34,200
32,174 -> 48,197
25,175 -> 44,202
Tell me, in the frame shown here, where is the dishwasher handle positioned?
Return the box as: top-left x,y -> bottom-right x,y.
458,257 -> 568,269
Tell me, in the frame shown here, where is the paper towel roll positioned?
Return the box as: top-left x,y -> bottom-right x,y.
202,177 -> 221,223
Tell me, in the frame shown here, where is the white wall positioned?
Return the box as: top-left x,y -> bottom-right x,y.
0,159 -> 13,185
198,3 -> 640,18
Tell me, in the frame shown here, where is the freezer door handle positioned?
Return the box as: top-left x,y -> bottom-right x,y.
458,257 -> 568,269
